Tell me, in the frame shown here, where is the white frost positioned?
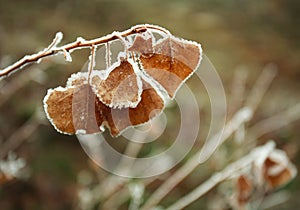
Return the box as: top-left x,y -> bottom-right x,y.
76,129 -> 87,135
66,72 -> 88,87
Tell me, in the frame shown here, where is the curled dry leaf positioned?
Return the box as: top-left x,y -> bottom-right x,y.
130,34 -> 202,98
262,149 -> 297,190
43,85 -> 103,135
43,24 -> 202,137
128,34 -> 154,55
91,59 -> 142,109
101,80 -> 164,136
230,147 -> 297,210
43,73 -> 164,137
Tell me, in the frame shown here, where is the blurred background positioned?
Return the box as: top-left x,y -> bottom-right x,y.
0,0 -> 299,209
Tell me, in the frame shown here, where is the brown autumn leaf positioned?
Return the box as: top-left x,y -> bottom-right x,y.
102,79 -> 164,136
139,36 -> 202,98
43,26 -> 202,137
44,72 -> 164,137
91,59 -> 142,108
128,34 -> 154,55
43,84 -> 103,135
263,156 -> 296,189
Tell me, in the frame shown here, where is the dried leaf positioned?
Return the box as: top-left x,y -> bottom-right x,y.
139,36 -> 202,98
43,25 -> 202,137
263,155 -> 297,189
128,34 -> 154,55
91,59 -> 142,108
44,86 -> 76,134
72,84 -> 105,135
43,84 -> 103,135
44,75 -> 164,137
103,79 -> 164,136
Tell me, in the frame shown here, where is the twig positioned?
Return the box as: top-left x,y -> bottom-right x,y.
165,141 -> 275,210
101,177 -> 156,210
105,42 -> 111,68
140,66 -> 276,210
87,132 -> 147,208
139,107 -> 252,210
0,65 -> 47,106
244,64 -> 277,110
0,110 -> 40,159
0,24 -> 170,79
229,67 -> 248,115
44,31 -> 63,52
259,191 -> 291,209
95,143 -> 144,200
101,186 -> 129,210
248,103 -> 300,140
128,182 -> 145,210
87,45 -> 97,81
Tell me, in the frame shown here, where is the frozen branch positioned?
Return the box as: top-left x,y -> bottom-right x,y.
0,110 -> 40,159
165,141 -> 276,210
140,106 -> 253,210
229,67 -> 248,115
0,24 -> 170,80
140,66 -> 277,210
244,64 -> 277,111
248,102 -> 300,140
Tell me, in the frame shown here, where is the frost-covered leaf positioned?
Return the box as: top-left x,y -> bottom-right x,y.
262,149 -> 297,189
103,79 -> 164,137
42,25 -> 203,137
43,84 -> 104,135
67,72 -> 88,87
44,75 -> 164,137
91,59 -> 142,108
44,86 -> 75,134
128,33 -> 154,55
139,36 -> 202,98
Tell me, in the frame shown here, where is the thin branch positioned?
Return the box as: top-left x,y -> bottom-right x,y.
105,42 -> 111,68
0,110 -> 40,159
87,45 -> 97,81
229,67 -> 248,115
112,31 -> 129,59
101,177 -> 156,210
0,67 -> 43,107
139,106 -> 253,210
248,103 -> 300,140
244,64 -> 277,111
44,31 -> 63,52
165,142 -> 275,210
259,191 -> 291,210
0,24 -> 170,79
101,186 -> 129,210
140,66 -> 276,210
128,182 -> 145,210
89,132 -> 147,208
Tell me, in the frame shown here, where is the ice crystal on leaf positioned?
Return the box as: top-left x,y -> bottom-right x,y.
43,24 -> 202,137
